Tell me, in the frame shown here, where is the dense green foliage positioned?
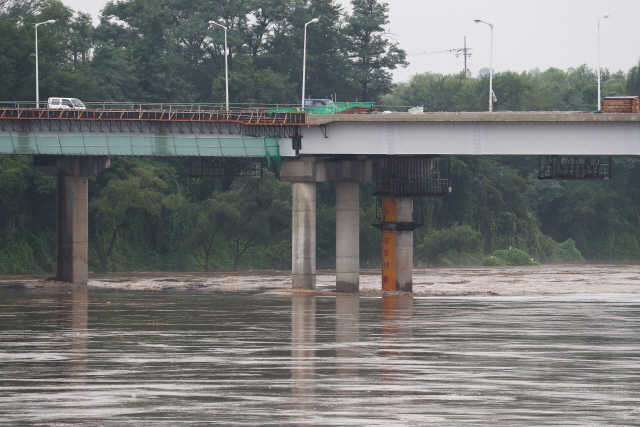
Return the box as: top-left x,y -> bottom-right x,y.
382,66 -> 627,112
484,249 -> 539,267
0,0 -> 407,104
2,0 -> 640,274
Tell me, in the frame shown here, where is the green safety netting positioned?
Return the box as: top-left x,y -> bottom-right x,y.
0,133 -> 280,170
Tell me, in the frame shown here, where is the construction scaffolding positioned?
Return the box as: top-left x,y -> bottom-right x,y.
538,156 -> 612,180
374,156 -> 452,197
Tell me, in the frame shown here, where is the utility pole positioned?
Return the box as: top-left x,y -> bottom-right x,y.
450,36 -> 472,76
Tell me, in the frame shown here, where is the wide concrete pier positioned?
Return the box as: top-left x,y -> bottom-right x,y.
281,158 -> 371,291
34,156 -> 110,284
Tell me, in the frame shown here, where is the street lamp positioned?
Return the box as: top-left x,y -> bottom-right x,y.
208,20 -> 229,111
597,13 -> 610,111
35,19 -> 55,109
474,19 -> 494,112
301,18 -> 319,109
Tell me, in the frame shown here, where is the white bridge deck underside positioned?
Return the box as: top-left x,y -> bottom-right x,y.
281,121 -> 640,157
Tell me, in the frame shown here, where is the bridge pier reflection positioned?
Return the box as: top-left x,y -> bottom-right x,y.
336,295 -> 360,377
291,295 -> 316,413
381,295 -> 414,390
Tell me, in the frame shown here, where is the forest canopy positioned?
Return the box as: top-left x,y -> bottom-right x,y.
2,0 -> 640,273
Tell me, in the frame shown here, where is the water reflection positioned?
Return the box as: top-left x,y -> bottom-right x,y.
291,295 -> 316,414
52,287 -> 88,381
1,286 -> 639,425
381,295 -> 413,353
335,295 -> 360,377
70,287 -> 88,376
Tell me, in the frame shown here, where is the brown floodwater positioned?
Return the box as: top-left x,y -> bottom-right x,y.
1,265 -> 639,425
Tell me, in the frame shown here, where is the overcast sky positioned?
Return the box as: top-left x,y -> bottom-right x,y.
62,0 -> 640,82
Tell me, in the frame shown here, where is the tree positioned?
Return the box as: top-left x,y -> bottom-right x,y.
187,194 -> 238,272
223,172 -> 291,271
69,11 -> 92,65
415,224 -> 482,266
90,166 -> 183,268
343,0 -> 407,101
213,57 -> 296,104
627,58 -> 640,96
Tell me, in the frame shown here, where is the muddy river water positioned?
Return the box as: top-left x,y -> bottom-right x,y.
1,265 -> 640,425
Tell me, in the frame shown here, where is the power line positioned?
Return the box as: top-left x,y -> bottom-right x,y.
408,49 -> 451,55
408,36 -> 473,76
449,36 -> 473,76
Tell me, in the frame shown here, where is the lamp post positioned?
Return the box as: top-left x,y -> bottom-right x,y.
35,19 -> 55,109
597,13 -> 610,111
474,19 -> 494,112
301,18 -> 319,109
208,20 -> 229,111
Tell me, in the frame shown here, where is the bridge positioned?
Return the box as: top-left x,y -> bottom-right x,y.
2,107 -> 639,292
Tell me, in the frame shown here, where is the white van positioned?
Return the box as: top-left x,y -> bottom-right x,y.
47,97 -> 86,109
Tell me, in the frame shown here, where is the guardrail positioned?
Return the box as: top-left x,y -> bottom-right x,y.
0,108 -> 307,127
0,101 -> 383,114
0,101 -> 303,111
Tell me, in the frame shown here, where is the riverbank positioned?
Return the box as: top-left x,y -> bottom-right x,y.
2,264 -> 639,296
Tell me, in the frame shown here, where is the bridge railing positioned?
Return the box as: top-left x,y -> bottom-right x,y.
0,101 -> 313,112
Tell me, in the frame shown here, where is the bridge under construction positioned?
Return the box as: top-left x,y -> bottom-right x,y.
2,106 -> 639,291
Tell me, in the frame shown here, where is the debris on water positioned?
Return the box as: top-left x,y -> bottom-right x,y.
4,264 -> 640,296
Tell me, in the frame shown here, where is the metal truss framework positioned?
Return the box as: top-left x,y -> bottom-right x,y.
188,157 -> 266,178
372,156 -> 451,232
0,108 -> 307,138
375,156 -> 452,198
373,205 -> 424,232
538,156 -> 612,180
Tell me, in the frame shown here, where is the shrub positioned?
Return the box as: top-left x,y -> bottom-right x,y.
483,248 -> 539,266
553,238 -> 585,263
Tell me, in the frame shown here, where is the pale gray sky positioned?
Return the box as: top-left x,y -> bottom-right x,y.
62,0 -> 640,82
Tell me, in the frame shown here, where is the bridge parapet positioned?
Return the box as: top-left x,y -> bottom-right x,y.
306,111 -> 640,125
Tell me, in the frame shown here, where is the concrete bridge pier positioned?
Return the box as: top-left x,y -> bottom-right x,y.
336,181 -> 360,292
292,181 -> 317,289
281,158 -> 372,291
34,156 -> 110,284
381,197 -> 414,293
396,198 -> 414,293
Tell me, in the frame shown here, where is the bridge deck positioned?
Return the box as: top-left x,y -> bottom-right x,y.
0,108 -> 284,157
289,112 -> 640,157
3,109 -> 640,158
306,111 -> 640,125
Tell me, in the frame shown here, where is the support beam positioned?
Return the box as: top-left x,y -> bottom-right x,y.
292,182 -> 316,289
35,156 -> 110,284
336,181 -> 360,292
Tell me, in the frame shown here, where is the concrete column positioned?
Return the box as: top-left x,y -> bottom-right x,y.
35,156 -> 110,284
56,175 -> 89,283
336,181 -> 360,292
396,198 -> 413,292
281,158 -> 371,291
292,182 -> 316,289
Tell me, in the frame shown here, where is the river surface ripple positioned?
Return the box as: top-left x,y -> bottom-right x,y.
1,287 -> 640,426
